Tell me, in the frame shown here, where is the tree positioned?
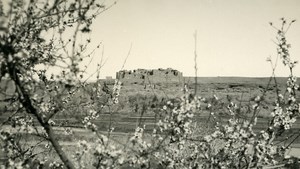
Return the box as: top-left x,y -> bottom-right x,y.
0,0 -> 116,168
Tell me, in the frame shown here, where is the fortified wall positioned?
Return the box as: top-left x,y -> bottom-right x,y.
116,68 -> 183,84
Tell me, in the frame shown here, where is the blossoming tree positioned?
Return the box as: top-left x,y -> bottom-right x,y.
0,0 -> 118,168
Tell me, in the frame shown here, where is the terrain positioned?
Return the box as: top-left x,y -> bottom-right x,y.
0,76 -> 295,133
1,76 -> 300,167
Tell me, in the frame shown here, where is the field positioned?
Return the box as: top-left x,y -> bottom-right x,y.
1,76 -> 300,168
0,76 -> 295,133
0,76 -> 291,127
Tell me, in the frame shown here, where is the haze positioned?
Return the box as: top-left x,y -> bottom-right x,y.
87,0 -> 300,78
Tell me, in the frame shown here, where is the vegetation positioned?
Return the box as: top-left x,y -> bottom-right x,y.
0,0 -> 299,168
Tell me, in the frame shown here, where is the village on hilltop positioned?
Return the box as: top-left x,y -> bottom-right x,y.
116,68 -> 183,84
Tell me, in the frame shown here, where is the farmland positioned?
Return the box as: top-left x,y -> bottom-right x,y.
1,75 -> 300,168
0,76 -> 297,136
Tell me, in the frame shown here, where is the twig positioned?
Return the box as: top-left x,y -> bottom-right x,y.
120,43 -> 133,71
194,30 -> 198,96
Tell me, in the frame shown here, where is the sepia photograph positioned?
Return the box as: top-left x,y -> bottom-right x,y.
0,0 -> 300,168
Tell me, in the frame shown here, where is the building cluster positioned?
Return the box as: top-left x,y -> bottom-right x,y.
116,68 -> 183,84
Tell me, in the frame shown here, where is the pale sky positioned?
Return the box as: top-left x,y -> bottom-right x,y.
87,0 -> 300,78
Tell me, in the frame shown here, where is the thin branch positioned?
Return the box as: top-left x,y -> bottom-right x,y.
194,30 -> 198,96
120,43 -> 133,71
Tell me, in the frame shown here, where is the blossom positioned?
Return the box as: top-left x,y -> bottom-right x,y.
163,105 -> 167,110
48,119 -> 55,126
261,131 -> 269,140
204,135 -> 212,142
78,140 -> 90,152
112,80 -> 122,104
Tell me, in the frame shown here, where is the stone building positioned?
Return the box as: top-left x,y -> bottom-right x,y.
116,68 -> 183,84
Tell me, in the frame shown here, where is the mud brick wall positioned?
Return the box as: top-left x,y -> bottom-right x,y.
116,68 -> 183,84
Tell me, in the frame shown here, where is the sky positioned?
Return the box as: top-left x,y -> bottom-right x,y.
86,0 -> 300,78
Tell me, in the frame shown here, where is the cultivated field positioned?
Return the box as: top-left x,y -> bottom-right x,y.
1,74 -> 300,169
